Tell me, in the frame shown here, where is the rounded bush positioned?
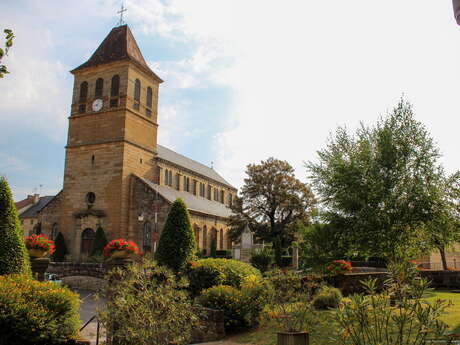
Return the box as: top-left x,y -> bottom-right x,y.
312,285 -> 342,310
197,276 -> 268,330
250,248 -> 273,272
188,258 -> 262,295
0,274 -> 80,345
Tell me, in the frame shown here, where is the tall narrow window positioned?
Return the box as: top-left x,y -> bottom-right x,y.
111,75 -> 120,96
220,190 -> 225,203
176,174 -> 180,190
164,169 -> 169,185
203,226 -> 208,254
168,170 -> 172,186
183,176 -> 187,191
219,229 -> 224,250
79,81 -> 88,102
207,185 -> 212,200
95,78 -> 104,98
51,223 -> 58,240
193,180 -> 197,195
81,228 -> 95,255
146,86 -> 152,108
134,79 -> 141,101
228,193 -> 233,207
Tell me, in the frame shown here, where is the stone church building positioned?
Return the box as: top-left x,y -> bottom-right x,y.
23,25 -> 237,259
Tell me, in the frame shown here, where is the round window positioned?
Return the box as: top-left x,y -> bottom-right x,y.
85,192 -> 96,204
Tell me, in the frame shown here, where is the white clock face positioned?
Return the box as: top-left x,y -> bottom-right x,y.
92,99 -> 103,112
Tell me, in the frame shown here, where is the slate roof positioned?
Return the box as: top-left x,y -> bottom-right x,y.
156,145 -> 235,189
14,197 -> 35,212
71,25 -> 162,82
140,177 -> 233,218
20,196 -> 55,218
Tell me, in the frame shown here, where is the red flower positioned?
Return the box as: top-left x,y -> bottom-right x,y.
103,238 -> 140,257
24,234 -> 55,255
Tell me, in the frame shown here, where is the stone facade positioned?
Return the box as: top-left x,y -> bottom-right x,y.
30,25 -> 237,259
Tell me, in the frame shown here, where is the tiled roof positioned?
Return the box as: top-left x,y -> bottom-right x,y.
14,197 -> 35,211
20,196 -> 55,219
140,177 -> 233,218
156,145 -> 235,189
71,25 -> 162,82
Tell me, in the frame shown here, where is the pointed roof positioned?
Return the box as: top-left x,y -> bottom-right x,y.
71,25 -> 162,82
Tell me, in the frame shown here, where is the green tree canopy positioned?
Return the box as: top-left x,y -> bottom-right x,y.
0,29 -> 14,78
91,227 -> 108,256
228,157 -> 316,266
0,177 -> 31,275
52,232 -> 68,262
307,99 -> 454,260
156,198 -> 196,271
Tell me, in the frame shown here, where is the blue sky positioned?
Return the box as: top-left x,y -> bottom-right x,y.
1,0 -> 460,201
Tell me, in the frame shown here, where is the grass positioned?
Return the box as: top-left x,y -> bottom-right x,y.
229,290 -> 460,345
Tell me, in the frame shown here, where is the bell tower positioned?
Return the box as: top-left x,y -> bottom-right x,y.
60,25 -> 163,257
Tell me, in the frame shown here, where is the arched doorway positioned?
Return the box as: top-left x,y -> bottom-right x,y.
81,228 -> 95,255
33,223 -> 42,235
219,229 -> 224,250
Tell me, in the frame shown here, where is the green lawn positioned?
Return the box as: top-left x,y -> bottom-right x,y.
229,290 -> 460,345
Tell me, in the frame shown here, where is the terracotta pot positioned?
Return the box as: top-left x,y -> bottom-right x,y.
28,248 -> 47,258
110,249 -> 131,259
277,331 -> 309,345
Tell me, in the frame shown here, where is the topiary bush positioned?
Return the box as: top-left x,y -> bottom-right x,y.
250,247 -> 273,272
0,274 -> 80,345
91,227 -> 108,257
156,198 -> 196,272
312,285 -> 342,309
52,232 -> 68,262
0,177 -> 31,276
197,275 -> 269,330
188,258 -> 262,296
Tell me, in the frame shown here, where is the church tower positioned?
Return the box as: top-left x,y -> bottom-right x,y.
60,25 -> 162,256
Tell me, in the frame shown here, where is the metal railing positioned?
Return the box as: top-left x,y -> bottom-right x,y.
80,314 -> 100,345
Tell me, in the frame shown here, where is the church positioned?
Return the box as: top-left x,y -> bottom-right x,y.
21,24 -> 237,259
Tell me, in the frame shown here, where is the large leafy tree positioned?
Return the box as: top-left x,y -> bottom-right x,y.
156,198 -> 196,272
0,177 -> 31,275
228,158 -> 316,266
0,29 -> 14,78
307,99 -> 452,260
424,172 -> 460,269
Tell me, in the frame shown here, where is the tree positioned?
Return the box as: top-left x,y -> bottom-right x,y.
228,158 -> 316,266
307,99 -> 450,260
0,177 -> 31,275
156,198 -> 196,272
91,227 -> 108,256
424,172 -> 460,270
52,232 -> 68,262
0,29 -> 14,78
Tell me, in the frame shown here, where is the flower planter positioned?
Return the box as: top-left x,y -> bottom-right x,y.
110,249 -> 131,259
277,331 -> 309,345
28,248 -> 47,258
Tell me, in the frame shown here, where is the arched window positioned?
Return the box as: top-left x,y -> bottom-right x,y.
79,81 -> 88,102
143,222 -> 152,252
146,86 -> 152,108
164,169 -> 168,185
219,229 -> 224,250
111,75 -> 120,97
194,225 -> 200,248
33,223 -> 42,235
81,228 -> 95,255
134,79 -> 141,102
202,226 -> 208,254
95,78 -> 104,98
168,170 -> 172,186
51,223 -> 58,240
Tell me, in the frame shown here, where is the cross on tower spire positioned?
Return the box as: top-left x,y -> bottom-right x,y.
117,2 -> 127,26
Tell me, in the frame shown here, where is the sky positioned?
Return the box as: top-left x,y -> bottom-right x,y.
1,0 -> 460,201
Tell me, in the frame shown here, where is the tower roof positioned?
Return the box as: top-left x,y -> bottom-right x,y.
71,25 -> 162,82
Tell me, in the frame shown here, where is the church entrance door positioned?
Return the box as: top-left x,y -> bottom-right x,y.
81,228 -> 95,255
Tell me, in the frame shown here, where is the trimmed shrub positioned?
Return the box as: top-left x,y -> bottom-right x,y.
91,227 -> 108,256
215,250 -> 232,259
197,276 -> 269,330
156,198 -> 196,271
0,274 -> 80,345
0,177 -> 31,275
250,247 -> 273,272
188,258 -> 262,296
52,232 -> 68,262
312,285 -> 342,309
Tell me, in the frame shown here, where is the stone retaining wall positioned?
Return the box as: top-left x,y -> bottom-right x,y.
47,262 -> 105,279
333,272 -> 388,295
419,270 -> 460,289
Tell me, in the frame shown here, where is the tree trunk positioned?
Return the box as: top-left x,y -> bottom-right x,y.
438,246 -> 448,270
273,237 -> 283,267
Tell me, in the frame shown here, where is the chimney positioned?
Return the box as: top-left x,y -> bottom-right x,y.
33,194 -> 40,204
